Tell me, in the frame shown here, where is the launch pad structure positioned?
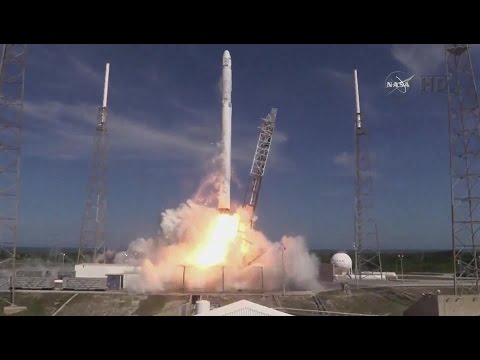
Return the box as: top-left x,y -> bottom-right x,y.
77,63 -> 110,264
0,44 -> 27,308
352,69 -> 383,285
177,264 -> 267,293
244,108 -> 278,228
445,44 -> 480,294
239,108 -> 278,267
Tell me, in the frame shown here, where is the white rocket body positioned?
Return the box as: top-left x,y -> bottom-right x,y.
218,50 -> 232,213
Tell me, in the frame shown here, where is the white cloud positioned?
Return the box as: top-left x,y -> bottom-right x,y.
333,151 -> 354,169
318,67 -> 387,124
69,54 -> 105,86
23,100 -> 215,161
21,47 -> 291,173
22,100 -> 291,174
274,131 -> 288,144
317,67 -> 352,87
391,44 -> 444,75
333,151 -> 378,178
392,44 -> 480,78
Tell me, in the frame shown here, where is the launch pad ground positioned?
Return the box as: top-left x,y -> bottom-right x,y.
0,285 -> 456,316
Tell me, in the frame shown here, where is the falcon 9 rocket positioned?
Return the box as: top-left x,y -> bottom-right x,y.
218,50 -> 232,214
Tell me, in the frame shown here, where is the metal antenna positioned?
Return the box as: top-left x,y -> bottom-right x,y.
445,44 -> 480,294
0,44 -> 27,306
77,63 -> 110,264
353,69 -> 383,287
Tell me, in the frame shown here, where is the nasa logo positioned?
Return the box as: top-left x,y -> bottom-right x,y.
385,71 -> 415,96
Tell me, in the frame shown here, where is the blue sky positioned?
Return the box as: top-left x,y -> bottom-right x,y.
18,44 -> 479,250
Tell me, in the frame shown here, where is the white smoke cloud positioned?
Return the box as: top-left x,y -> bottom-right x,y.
95,249 -> 117,263
111,121 -> 320,293
280,236 -> 321,290
114,194 -> 320,293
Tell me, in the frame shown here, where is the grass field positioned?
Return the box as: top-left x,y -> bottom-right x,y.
0,286 -> 453,316
0,292 -> 191,316
316,286 -> 454,315
0,292 -> 73,316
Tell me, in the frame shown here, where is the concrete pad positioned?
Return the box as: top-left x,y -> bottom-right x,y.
404,294 -> 480,316
4,304 -> 28,315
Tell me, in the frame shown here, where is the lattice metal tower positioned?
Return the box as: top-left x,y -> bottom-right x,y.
445,44 -> 480,294
77,63 -> 110,264
0,44 -> 27,305
243,108 -> 278,227
352,69 -> 383,284
239,108 -> 278,267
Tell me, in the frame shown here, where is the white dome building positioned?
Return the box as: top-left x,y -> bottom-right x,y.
330,252 -> 353,275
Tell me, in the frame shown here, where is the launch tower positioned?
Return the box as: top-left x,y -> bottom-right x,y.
445,44 -> 480,294
240,108 -> 278,266
77,63 -> 110,264
0,44 -> 27,306
352,69 -> 383,285
244,108 -> 278,228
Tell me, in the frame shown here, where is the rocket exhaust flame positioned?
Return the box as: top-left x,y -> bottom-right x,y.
118,196 -> 321,293
186,213 -> 240,267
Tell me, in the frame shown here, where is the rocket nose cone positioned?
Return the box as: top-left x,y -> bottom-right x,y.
223,50 -> 231,59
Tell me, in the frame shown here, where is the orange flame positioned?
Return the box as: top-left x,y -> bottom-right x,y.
185,213 -> 241,268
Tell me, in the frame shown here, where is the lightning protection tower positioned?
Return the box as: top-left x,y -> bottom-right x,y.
77,63 -> 110,264
0,44 -> 27,306
353,69 -> 383,285
445,44 -> 480,294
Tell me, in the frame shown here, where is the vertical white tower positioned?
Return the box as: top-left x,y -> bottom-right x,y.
102,63 -> 110,109
218,50 -> 232,213
353,69 -> 362,129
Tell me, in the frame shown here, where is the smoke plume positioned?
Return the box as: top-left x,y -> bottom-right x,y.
115,126 -> 320,293
117,192 -> 320,293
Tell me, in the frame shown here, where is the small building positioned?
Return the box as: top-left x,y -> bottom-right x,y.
194,299 -> 293,316
74,263 -> 140,278
404,294 -> 480,316
74,263 -> 141,290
